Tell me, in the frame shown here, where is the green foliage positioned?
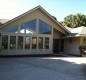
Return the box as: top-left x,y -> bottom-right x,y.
61,13 -> 86,28
52,16 -> 57,21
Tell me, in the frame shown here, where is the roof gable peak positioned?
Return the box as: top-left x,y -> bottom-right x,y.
0,5 -> 70,33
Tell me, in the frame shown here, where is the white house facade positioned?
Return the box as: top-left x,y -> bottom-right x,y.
0,6 -> 70,56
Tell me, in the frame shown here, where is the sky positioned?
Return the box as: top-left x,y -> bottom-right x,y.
0,0 -> 86,21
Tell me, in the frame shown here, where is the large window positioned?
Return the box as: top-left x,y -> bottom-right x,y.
3,25 -> 18,33
18,36 -> 23,49
2,35 -> 8,49
39,20 -> 52,34
25,36 -> 30,49
32,37 -> 37,49
45,37 -> 49,49
10,36 -> 16,49
38,37 -> 43,49
20,19 -> 36,34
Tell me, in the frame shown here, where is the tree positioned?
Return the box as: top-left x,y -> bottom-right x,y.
52,16 -> 57,21
61,13 -> 86,28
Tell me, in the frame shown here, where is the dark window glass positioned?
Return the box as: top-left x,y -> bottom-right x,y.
45,37 -> 49,49
18,36 -> 23,49
32,37 -> 37,49
10,36 -> 16,49
25,36 -> 30,49
20,19 -> 36,34
4,25 -> 18,33
39,20 -> 52,34
2,35 -> 8,49
38,37 -> 43,49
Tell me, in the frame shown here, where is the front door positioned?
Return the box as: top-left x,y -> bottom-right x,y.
60,39 -> 64,52
53,39 -> 59,53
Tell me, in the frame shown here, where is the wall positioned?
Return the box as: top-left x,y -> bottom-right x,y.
53,28 -> 63,39
80,36 -> 86,45
64,37 -> 80,55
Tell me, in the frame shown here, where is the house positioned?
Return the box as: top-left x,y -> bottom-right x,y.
1,5 -> 85,56
64,26 -> 86,55
0,6 -> 70,56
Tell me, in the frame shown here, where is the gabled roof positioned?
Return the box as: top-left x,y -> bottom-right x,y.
0,19 -> 9,26
0,19 -> 9,24
65,26 -> 72,32
0,5 -> 70,33
70,26 -> 86,35
63,26 -> 86,38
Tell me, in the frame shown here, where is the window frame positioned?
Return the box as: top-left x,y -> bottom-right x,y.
25,36 -> 31,49
44,37 -> 49,49
39,19 -> 52,34
32,37 -> 37,49
17,36 -> 23,49
3,25 -> 18,33
20,19 -> 37,34
2,35 -> 8,50
10,36 -> 16,49
38,37 -> 43,49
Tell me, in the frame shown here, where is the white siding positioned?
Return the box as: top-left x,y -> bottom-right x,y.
64,37 -> 80,55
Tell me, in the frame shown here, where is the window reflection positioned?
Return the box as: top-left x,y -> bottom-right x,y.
18,36 -> 23,49
2,35 -> 8,49
38,37 -> 43,49
25,36 -> 30,49
32,37 -> 37,49
45,37 -> 49,49
3,25 -> 18,33
10,36 -> 16,49
39,20 -> 52,34
20,19 -> 36,34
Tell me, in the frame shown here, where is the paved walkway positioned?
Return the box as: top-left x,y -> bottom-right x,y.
0,57 -> 86,80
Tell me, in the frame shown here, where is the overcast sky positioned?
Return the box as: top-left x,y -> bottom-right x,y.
0,0 -> 86,21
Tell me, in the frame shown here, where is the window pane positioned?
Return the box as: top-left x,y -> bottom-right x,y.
25,36 -> 30,49
39,20 -> 52,34
38,37 -> 43,49
18,36 -> 23,49
3,25 -> 18,33
20,23 -> 26,33
45,37 -> 49,49
32,37 -> 37,49
10,36 -> 16,49
2,35 -> 8,49
20,19 -> 36,34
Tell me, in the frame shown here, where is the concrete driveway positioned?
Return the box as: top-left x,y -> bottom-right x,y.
0,57 -> 86,80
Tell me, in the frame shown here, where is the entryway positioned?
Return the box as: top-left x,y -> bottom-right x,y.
53,39 -> 60,53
